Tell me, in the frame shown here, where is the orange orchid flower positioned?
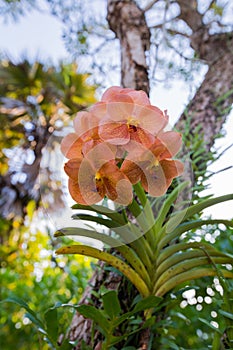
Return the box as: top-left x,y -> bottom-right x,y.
121,131 -> 184,197
64,143 -> 133,205
97,100 -> 168,148
88,86 -> 167,148
61,87 -> 184,205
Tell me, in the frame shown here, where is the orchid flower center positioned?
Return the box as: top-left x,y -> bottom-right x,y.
95,172 -> 102,181
127,117 -> 139,130
147,157 -> 160,170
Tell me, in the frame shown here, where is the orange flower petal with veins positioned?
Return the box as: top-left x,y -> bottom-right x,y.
160,159 -> 184,180
64,158 -> 82,181
157,131 -> 183,158
66,158 -> 105,205
99,161 -> 133,205
99,121 -> 130,145
121,159 -> 142,185
73,111 -> 99,135
68,178 -> 104,205
125,127 -> 155,152
61,133 -> 83,159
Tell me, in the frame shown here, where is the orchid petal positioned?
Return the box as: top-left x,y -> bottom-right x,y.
134,105 -> 168,135
141,165 -> 168,197
89,101 -> 107,119
101,86 -> 123,101
64,158 -> 82,181
106,101 -> 134,121
157,131 -> 183,158
99,121 -> 130,145
160,159 -> 184,179
68,178 -> 104,205
128,127 -> 155,149
61,133 -> 83,159
100,162 -> 133,205
84,142 -> 117,170
121,159 -> 142,185
73,111 -> 99,135
126,90 -> 151,105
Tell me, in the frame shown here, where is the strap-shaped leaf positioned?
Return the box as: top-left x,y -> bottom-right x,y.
153,181 -> 189,234
44,307 -> 58,343
155,249 -> 231,279
128,197 -> 157,251
158,218 -> 233,249
156,241 -> 220,265
56,245 -> 150,297
165,194 -> 233,233
218,310 -> 233,321
55,228 -> 151,287
71,203 -> 126,225
154,256 -> 233,294
71,211 -> 154,266
155,267 -> 233,297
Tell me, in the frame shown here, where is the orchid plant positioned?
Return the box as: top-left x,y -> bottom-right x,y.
55,87 -> 233,345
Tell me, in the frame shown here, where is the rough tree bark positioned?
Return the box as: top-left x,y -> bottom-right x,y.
107,0 -> 151,94
68,1 -> 233,348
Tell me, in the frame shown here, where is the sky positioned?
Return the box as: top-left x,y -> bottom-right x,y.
0,4 -> 232,220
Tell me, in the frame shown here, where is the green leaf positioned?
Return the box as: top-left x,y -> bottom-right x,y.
163,194 -> 233,235
77,304 -> 109,335
155,268 -> 233,297
55,227 -> 151,288
157,241 -> 221,265
199,318 -> 223,335
1,296 -> 45,331
111,297 -> 162,328
71,213 -> 122,229
132,295 -> 163,313
154,181 -> 189,232
219,310 -> 233,320
159,219 -> 233,248
56,245 -> 150,297
182,194 -> 233,222
102,291 -> 121,320
55,224 -> 139,246
71,203 -> 126,225
55,227 -> 123,247
60,339 -> 74,350
44,307 -> 59,342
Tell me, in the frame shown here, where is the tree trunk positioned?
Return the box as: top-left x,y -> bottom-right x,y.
68,1 -> 233,348
107,0 -> 150,95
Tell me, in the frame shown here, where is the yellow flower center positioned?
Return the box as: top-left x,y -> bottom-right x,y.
147,157 -> 160,171
127,116 -> 139,129
95,172 -> 102,181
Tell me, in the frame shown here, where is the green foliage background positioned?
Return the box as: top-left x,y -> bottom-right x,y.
0,60 -> 96,349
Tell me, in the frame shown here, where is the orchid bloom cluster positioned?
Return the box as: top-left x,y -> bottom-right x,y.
61,86 -> 184,206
